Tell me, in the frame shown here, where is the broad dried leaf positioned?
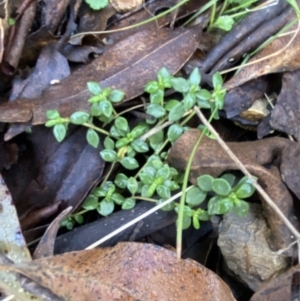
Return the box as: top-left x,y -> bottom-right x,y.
0,26 -> 201,140
1,242 -> 237,301
270,69 -> 300,140
225,25 -> 300,90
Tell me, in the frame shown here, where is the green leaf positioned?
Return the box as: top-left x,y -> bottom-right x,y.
221,173 -> 235,187
45,120 -> 58,127
122,198 -> 136,210
234,200 -> 249,216
146,104 -> 166,118
168,103 -> 185,122
167,124 -> 183,143
131,123 -> 149,139
100,149 -> 118,162
53,124 -> 67,142
188,67 -> 201,86
127,177 -> 138,195
86,129 -> 99,148
109,89 -> 125,102
131,139 -> 149,153
207,196 -> 223,215
212,178 -> 232,196
91,102 -> 103,116
156,165 -> 170,180
170,77 -> 189,93
120,156 -> 139,169
116,137 -> 130,148
212,72 -> 223,89
196,209 -> 210,221
218,198 -> 234,214
181,215 -> 192,230
104,136 -> 115,150
141,184 -> 151,197
100,100 -> 113,118
70,111 -> 90,125
149,129 -> 164,145
197,175 -> 214,192
158,199 -> 175,211
183,92 -> 196,111
193,214 -> 200,229
235,182 -> 255,199
165,99 -> 179,111
144,81 -> 159,94
82,195 -> 98,210
97,199 -> 114,216
196,89 -> 212,101
156,185 -> 170,199
115,173 -> 128,189
139,172 -> 155,185
115,117 -> 129,133
186,187 -> 207,206
158,67 -> 171,80
150,89 -> 164,104
213,15 -> 234,31
87,81 -> 102,94
151,159 -> 163,170
74,214 -> 84,224
46,110 -> 60,119
111,193 -> 125,205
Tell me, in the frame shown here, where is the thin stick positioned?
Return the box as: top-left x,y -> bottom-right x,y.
85,187 -> 192,249
193,106 -> 300,240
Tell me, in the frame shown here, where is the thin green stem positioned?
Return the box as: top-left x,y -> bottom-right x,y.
83,122 -> 110,136
70,0 -> 190,40
176,107 -> 217,259
101,162 -> 116,187
219,0 -> 228,17
209,2 -> 217,28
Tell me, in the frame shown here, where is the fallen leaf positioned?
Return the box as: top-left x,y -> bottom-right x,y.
225,21 -> 300,90
270,69 -> 300,140
1,242 -> 237,301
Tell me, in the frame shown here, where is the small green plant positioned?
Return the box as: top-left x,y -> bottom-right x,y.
45,67 -> 255,231
85,0 -> 108,10
209,0 -> 259,31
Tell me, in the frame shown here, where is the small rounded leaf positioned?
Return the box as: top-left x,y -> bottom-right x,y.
146,104 -> 166,118
104,136 -> 115,150
170,77 -> 189,93
82,195 -> 98,210
70,111 -> 90,125
111,193 -> 125,205
131,139 -> 149,153
212,178 -> 232,196
53,124 -> 67,142
127,177 -> 138,195
46,110 -> 60,119
234,200 -> 249,216
100,149 -> 118,162
120,156 -> 139,170
186,187 -> 207,206
115,173 -> 128,189
197,175 -> 214,192
97,199 -> 114,216
86,129 -> 99,148
115,117 -> 129,132
122,198 -> 136,210
109,89 -> 125,102
87,81 -> 102,94
156,185 -> 170,199
188,67 -> 201,86
235,183 -> 255,199
167,124 -> 183,143
168,103 -> 185,122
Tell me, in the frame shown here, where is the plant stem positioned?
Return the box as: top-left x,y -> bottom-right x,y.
83,122 -> 110,136
176,107 -> 217,259
70,0 -> 190,40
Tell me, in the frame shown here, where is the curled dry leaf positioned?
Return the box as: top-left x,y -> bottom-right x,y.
225,23 -> 300,90
110,0 -> 143,13
0,242 -> 237,301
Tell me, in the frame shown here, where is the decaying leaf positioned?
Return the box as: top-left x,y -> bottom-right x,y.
270,69 -> 300,140
0,242 -> 237,301
225,23 -> 300,90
